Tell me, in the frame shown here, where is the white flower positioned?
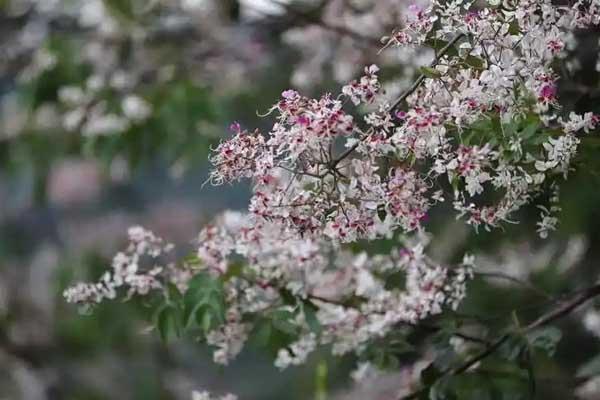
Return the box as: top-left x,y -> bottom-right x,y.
83,114 -> 129,136
58,86 -> 86,106
192,391 -> 238,400
192,392 -> 212,400
121,95 -> 152,122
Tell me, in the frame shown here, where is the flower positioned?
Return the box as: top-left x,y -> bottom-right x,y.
121,95 -> 152,122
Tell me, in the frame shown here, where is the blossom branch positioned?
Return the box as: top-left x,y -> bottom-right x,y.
330,33 -> 465,169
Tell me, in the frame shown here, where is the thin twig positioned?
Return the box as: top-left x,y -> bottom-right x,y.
330,33 -> 465,168
475,271 -> 552,299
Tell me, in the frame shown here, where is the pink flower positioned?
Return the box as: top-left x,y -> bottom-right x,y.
539,84 -> 557,104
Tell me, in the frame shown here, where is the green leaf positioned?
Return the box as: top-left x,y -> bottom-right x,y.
103,0 -> 135,20
272,318 -> 298,335
388,337 -> 415,355
464,56 -> 485,70
508,20 -> 521,35
202,311 -> 213,334
166,282 -> 183,303
420,66 -> 443,79
155,304 -> 182,342
520,120 -> 540,140
182,273 -> 225,331
183,254 -> 202,266
424,39 -> 459,57
252,320 -> 273,347
527,326 -> 562,356
370,346 -> 401,370
302,301 -> 322,334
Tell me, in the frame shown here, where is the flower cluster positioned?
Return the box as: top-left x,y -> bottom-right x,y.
210,65 -> 443,243
209,0 -> 600,240
63,226 -> 189,304
208,124 -> 267,185
67,211 -> 473,370
342,65 -> 381,105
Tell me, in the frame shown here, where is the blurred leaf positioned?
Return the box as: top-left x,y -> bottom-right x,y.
420,66 -> 443,79
183,273 -> 225,333
271,308 -> 298,335
103,0 -> 135,20
155,304 -> 182,342
302,301 -> 322,334
424,39 -> 459,57
464,55 -> 485,70
527,326 -> 562,357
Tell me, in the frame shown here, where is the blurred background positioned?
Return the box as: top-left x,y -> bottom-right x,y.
1,1 -> 600,399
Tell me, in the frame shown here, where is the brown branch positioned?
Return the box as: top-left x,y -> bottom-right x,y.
523,284 -> 600,331
449,333 -> 510,376
399,283 -> 600,399
417,322 -> 491,345
475,271 -> 552,299
389,33 -> 465,112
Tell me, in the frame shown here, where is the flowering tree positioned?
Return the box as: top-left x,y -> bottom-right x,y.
65,1 -> 600,398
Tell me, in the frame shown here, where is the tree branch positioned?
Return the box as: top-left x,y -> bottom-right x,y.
388,34 -> 464,112
399,283 -> 600,399
523,284 -> 600,332
475,271 -> 552,299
